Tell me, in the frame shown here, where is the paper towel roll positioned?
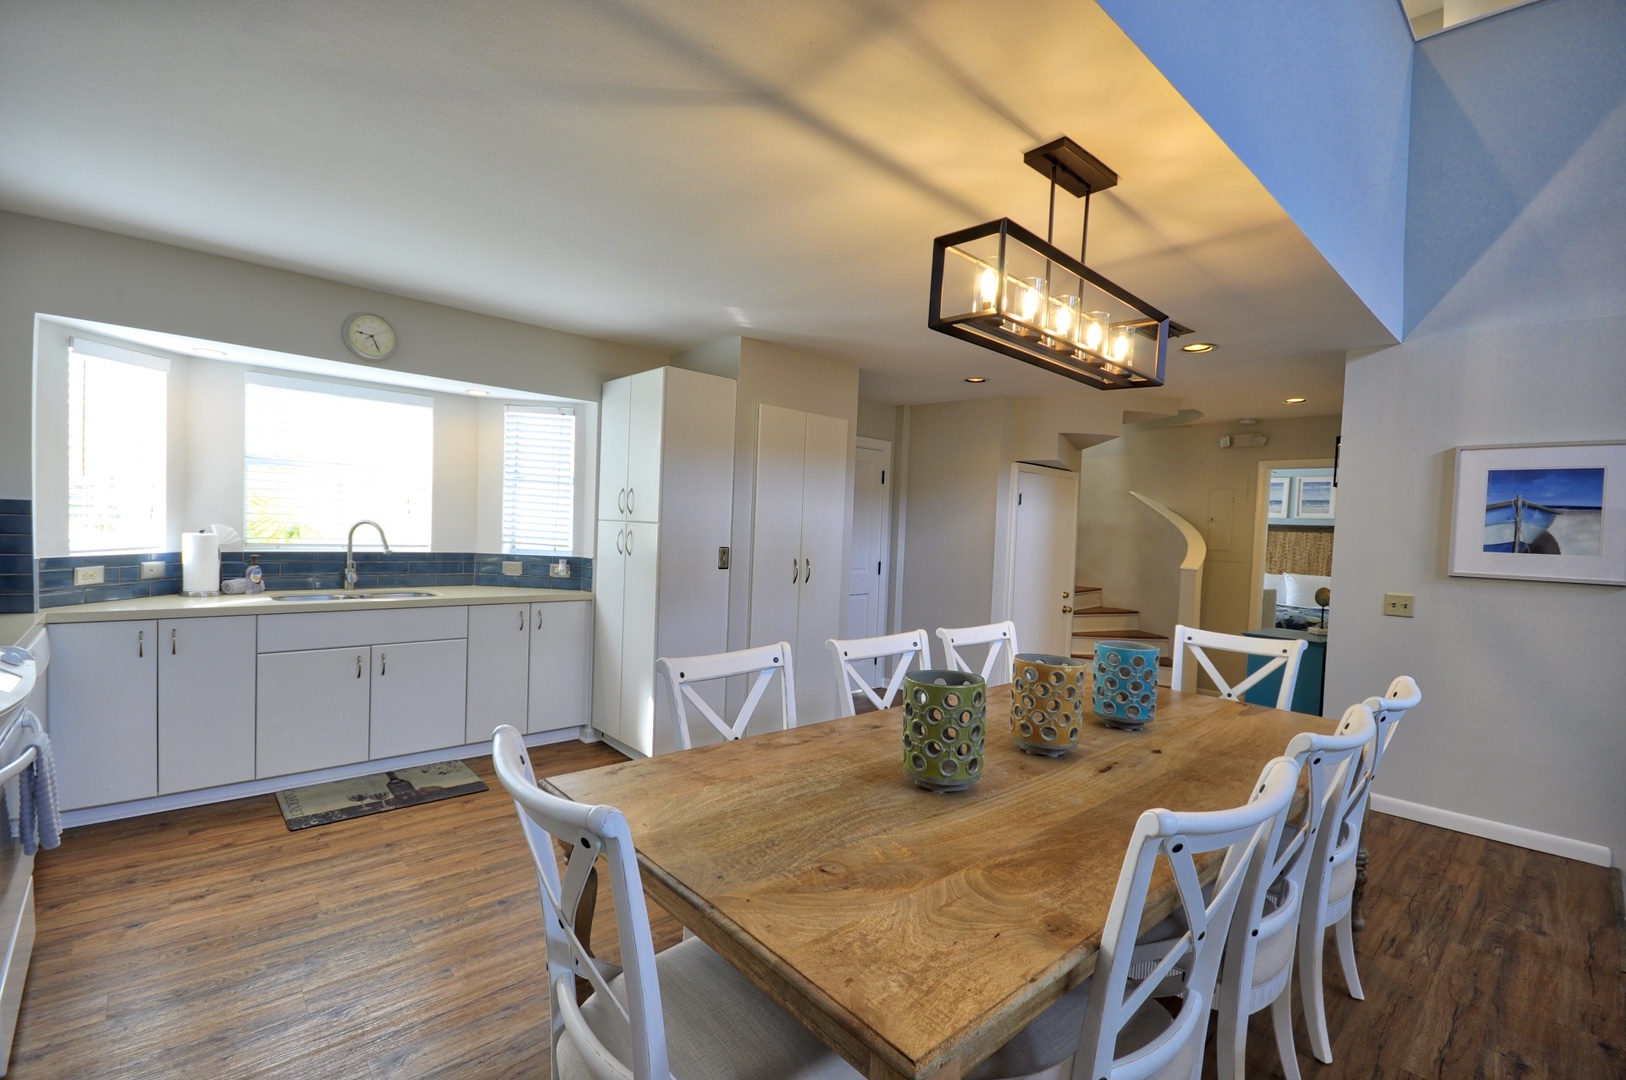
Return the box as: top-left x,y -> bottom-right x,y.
181,530 -> 222,596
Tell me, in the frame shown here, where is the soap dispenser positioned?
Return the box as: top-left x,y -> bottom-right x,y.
246,555 -> 264,594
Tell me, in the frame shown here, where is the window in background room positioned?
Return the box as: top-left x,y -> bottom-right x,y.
243,373 -> 433,548
67,344 -> 168,553
501,406 -> 576,554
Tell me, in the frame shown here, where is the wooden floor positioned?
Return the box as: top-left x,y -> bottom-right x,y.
11,740 -> 1623,1079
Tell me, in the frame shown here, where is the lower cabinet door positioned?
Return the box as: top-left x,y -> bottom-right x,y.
159,616 -> 256,794
465,604 -> 531,745
528,601 -> 592,734
47,620 -> 158,810
370,638 -> 468,759
257,647 -> 371,778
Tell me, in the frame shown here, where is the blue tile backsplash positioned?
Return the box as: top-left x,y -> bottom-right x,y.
34,547 -> 591,609
0,500 -> 33,615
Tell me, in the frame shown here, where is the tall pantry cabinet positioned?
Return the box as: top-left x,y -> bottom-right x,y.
593,367 -> 735,757
748,403 -> 849,724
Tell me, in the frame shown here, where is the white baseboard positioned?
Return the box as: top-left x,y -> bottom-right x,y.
61,726 -> 588,830
1371,794 -> 1613,867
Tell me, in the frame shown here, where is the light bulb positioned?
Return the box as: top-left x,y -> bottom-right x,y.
1112,326 -> 1132,363
1082,311 -> 1108,352
1048,294 -> 1079,348
1018,277 -> 1043,323
974,265 -> 998,312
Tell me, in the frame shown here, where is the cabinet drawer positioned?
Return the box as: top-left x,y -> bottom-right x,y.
257,606 -> 469,652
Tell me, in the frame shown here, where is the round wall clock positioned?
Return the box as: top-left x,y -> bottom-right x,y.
342,313 -> 397,361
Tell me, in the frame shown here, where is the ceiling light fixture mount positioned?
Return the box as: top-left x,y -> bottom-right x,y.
928,136 -> 1179,391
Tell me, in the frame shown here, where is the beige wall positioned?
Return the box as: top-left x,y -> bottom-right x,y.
0,211 -> 668,500
1076,415 -> 1343,640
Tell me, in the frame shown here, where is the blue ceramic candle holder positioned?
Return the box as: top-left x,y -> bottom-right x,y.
1092,641 -> 1160,729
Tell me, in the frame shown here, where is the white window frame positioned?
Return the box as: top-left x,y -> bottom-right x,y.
64,339 -> 171,555
500,405 -> 577,556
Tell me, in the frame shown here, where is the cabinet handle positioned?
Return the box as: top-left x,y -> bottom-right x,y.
618,488 -> 626,514
171,627 -> 177,655
625,528 -> 633,555
380,651 -> 387,676
804,557 -> 811,583
519,608 -> 526,631
615,529 -> 623,555
627,487 -> 634,515
138,630 -> 144,658
357,654 -> 363,679
792,557 -> 799,584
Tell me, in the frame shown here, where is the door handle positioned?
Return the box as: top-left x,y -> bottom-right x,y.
1062,591 -> 1070,599
792,557 -> 799,584
171,627 -> 177,655
1061,606 -> 1073,614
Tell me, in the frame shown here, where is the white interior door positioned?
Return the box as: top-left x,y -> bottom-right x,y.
846,440 -> 892,687
749,404 -> 807,653
1009,465 -> 1079,657
795,412 -> 850,723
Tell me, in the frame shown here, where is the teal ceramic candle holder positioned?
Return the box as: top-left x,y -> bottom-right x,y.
902,670 -> 986,791
1011,652 -> 1089,756
1092,641 -> 1160,729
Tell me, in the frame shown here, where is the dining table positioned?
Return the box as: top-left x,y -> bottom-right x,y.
544,681 -> 1340,1080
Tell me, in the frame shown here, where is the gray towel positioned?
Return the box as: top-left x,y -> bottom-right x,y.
15,710 -> 60,854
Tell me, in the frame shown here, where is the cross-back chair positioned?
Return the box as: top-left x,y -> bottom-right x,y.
826,629 -> 931,717
968,756 -> 1301,1080
935,621 -> 1019,687
1169,625 -> 1306,710
491,725 -> 860,1080
1299,676 -> 1421,1064
655,641 -> 796,750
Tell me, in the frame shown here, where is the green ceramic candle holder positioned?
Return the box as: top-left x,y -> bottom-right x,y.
902,670 -> 986,792
1011,652 -> 1090,755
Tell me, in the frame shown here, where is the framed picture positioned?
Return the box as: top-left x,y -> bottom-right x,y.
1266,476 -> 1289,520
1448,441 -> 1625,585
1291,476 -> 1336,520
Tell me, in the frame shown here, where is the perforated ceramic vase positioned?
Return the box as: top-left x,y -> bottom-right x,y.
1010,652 -> 1089,756
902,670 -> 986,792
1092,641 -> 1160,730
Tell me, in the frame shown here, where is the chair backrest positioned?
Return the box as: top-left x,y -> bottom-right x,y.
826,629 -> 931,717
1170,624 -> 1307,710
935,621 -> 1019,686
655,641 -> 797,750
491,725 -> 667,1080
1364,674 -> 1422,784
1076,755 -> 1299,1080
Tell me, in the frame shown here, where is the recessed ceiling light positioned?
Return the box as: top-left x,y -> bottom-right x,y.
466,389 -> 490,396
192,347 -> 227,356
1283,397 -> 1307,404
1181,342 -> 1216,353
964,376 -> 988,384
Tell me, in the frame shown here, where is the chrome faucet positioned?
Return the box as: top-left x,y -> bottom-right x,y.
345,520 -> 392,591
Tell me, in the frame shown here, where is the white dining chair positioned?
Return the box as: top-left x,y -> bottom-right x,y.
936,621 -> 1019,687
825,629 -> 931,717
1299,676 -> 1422,1064
491,726 -> 861,1080
1169,625 -> 1306,710
967,755 -> 1300,1080
656,642 -> 797,750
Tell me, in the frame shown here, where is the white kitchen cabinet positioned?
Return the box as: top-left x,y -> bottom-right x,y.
158,616 -> 256,794
593,366 -> 734,756
47,620 -> 158,811
748,403 -> 849,724
527,600 -> 591,734
465,603 -> 531,744
370,638 -> 467,759
256,646 -> 371,778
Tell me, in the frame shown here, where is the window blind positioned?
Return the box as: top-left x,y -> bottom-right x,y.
243,374 -> 433,548
501,406 -> 576,554
67,347 -> 168,553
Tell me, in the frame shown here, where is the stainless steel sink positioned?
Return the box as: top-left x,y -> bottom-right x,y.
270,591 -> 438,602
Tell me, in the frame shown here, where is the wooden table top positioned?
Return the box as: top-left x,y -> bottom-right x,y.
545,684 -> 1338,1080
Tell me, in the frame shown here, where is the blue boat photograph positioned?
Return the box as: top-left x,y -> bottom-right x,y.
1483,467 -> 1604,555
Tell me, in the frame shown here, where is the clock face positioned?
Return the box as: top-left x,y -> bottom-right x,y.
343,313 -> 396,361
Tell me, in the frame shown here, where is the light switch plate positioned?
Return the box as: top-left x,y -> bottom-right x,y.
549,559 -> 570,578
502,560 -> 524,577
139,561 -> 166,580
1383,592 -> 1415,617
73,565 -> 105,586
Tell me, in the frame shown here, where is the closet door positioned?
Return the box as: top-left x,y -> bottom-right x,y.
598,377 -> 631,521
794,412 -> 850,723
748,404 -> 807,656
590,520 -> 627,743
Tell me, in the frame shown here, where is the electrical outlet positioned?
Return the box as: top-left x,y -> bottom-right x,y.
502,560 -> 524,577
549,559 -> 570,578
73,565 -> 105,586
1383,592 -> 1415,618
139,561 -> 166,580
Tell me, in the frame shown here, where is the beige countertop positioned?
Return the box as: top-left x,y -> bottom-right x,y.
3,586 -> 591,644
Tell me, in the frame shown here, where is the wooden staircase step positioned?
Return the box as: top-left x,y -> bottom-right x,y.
1076,605 -> 1138,615
1070,629 -> 1168,642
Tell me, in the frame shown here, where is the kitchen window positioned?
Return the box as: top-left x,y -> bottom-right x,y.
243,373 -> 433,548
501,406 -> 576,554
66,342 -> 168,553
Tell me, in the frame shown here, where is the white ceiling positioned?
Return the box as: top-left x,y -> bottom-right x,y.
0,0 -> 1393,418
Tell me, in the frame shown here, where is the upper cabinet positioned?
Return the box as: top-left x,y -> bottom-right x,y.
598,370 -> 669,524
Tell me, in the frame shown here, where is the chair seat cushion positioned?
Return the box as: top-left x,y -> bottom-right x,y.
556,936 -> 862,1080
965,976 -> 1196,1080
